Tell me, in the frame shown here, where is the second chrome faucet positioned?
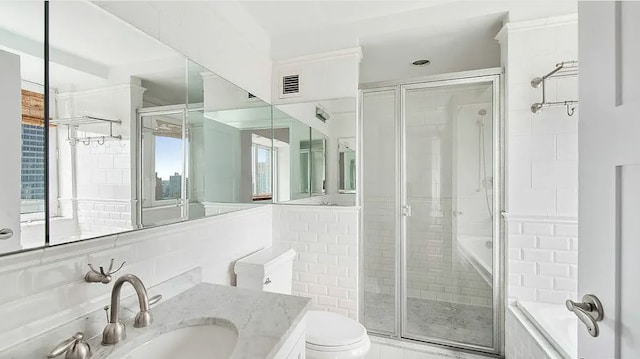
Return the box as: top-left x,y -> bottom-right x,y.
102,274 -> 152,345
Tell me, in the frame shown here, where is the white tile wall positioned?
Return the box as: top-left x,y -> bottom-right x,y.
506,215 -> 577,304
500,17 -> 579,306
499,15 -> 579,359
54,84 -> 141,242
0,206 -> 272,351
505,305 -> 562,359
273,205 -> 359,319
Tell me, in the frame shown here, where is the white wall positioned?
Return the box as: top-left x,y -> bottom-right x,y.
273,205 -> 359,320
271,48 -> 361,105
94,1 -> 273,102
203,119 -> 242,202
0,49 -> 22,253
0,206 -> 272,351
498,15 -> 579,305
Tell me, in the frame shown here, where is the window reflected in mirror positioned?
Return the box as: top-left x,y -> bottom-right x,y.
191,62 -> 273,218
140,111 -> 187,227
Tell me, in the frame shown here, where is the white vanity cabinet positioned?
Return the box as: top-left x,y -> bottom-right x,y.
274,317 -> 306,359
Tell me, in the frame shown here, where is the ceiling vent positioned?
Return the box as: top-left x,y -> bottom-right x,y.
280,73 -> 301,98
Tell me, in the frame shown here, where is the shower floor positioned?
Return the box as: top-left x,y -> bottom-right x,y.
363,292 -> 493,347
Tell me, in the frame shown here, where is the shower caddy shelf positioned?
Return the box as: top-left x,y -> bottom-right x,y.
530,60 -> 578,116
50,115 -> 122,145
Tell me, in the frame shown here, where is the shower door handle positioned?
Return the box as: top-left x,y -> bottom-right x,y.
402,205 -> 412,217
566,294 -> 604,337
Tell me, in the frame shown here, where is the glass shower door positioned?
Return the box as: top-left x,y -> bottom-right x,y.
361,89 -> 398,335
402,80 -> 496,349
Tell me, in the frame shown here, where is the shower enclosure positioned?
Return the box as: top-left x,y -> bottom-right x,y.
360,69 -> 503,354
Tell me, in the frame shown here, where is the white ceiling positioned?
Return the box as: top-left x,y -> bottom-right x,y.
0,1 -> 579,95
0,1 -> 185,96
239,1 -> 578,83
240,1 -> 450,36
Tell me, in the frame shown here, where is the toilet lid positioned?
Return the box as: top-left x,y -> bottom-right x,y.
306,311 -> 367,347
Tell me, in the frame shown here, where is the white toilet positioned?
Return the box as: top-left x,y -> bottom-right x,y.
234,247 -> 371,359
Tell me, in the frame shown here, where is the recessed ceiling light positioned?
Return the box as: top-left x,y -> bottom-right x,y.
412,59 -> 431,67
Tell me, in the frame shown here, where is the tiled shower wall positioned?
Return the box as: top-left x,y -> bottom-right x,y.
273,205 -> 359,319
362,91 -> 493,309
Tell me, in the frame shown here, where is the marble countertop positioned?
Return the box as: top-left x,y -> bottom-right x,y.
90,283 -> 310,359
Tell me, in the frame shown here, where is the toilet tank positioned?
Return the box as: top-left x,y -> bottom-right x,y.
234,247 -> 296,295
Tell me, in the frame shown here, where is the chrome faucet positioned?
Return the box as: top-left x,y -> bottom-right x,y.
102,274 -> 153,345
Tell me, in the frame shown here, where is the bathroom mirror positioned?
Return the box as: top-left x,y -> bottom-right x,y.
46,1 -> 188,243
190,62 -> 273,217
0,1 -> 46,254
39,2 -> 272,246
338,137 -> 356,193
273,98 -> 356,206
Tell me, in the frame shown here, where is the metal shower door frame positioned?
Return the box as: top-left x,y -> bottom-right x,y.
359,68 -> 504,356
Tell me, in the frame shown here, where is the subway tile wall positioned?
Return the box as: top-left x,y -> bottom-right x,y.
0,206 -> 272,351
499,15 -> 579,359
501,17 -> 579,306
506,216 -> 578,304
273,205 -> 359,319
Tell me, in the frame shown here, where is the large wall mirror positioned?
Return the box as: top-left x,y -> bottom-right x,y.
0,2 -> 357,257
273,98 -> 356,206
0,1 -> 274,256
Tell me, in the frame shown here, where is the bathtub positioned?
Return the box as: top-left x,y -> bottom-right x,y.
456,234 -> 493,284
518,300 -> 577,359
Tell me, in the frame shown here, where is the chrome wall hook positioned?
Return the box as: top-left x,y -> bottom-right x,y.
85,258 -> 126,284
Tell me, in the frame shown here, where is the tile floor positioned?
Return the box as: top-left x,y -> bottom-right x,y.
364,293 -> 493,347
365,337 -> 494,359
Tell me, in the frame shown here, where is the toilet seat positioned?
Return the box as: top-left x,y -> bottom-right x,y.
305,310 -> 370,359
306,311 -> 367,347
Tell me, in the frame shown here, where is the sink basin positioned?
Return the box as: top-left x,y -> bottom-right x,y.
122,324 -> 238,359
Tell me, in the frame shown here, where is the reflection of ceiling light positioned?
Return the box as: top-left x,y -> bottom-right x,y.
412,59 -> 431,67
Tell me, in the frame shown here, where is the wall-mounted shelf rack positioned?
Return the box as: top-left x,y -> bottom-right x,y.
51,115 -> 122,145
530,60 -> 578,116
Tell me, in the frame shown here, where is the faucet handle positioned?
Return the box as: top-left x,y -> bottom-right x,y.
47,332 -> 91,359
85,258 -> 126,284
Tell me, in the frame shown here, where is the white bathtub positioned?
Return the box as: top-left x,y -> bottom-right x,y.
518,301 -> 577,359
456,234 -> 493,284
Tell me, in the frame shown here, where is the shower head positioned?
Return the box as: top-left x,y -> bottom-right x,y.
531,102 -> 544,114
478,109 -> 487,116
531,77 -> 544,88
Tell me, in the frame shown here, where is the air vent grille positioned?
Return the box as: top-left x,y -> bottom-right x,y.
282,74 -> 300,95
